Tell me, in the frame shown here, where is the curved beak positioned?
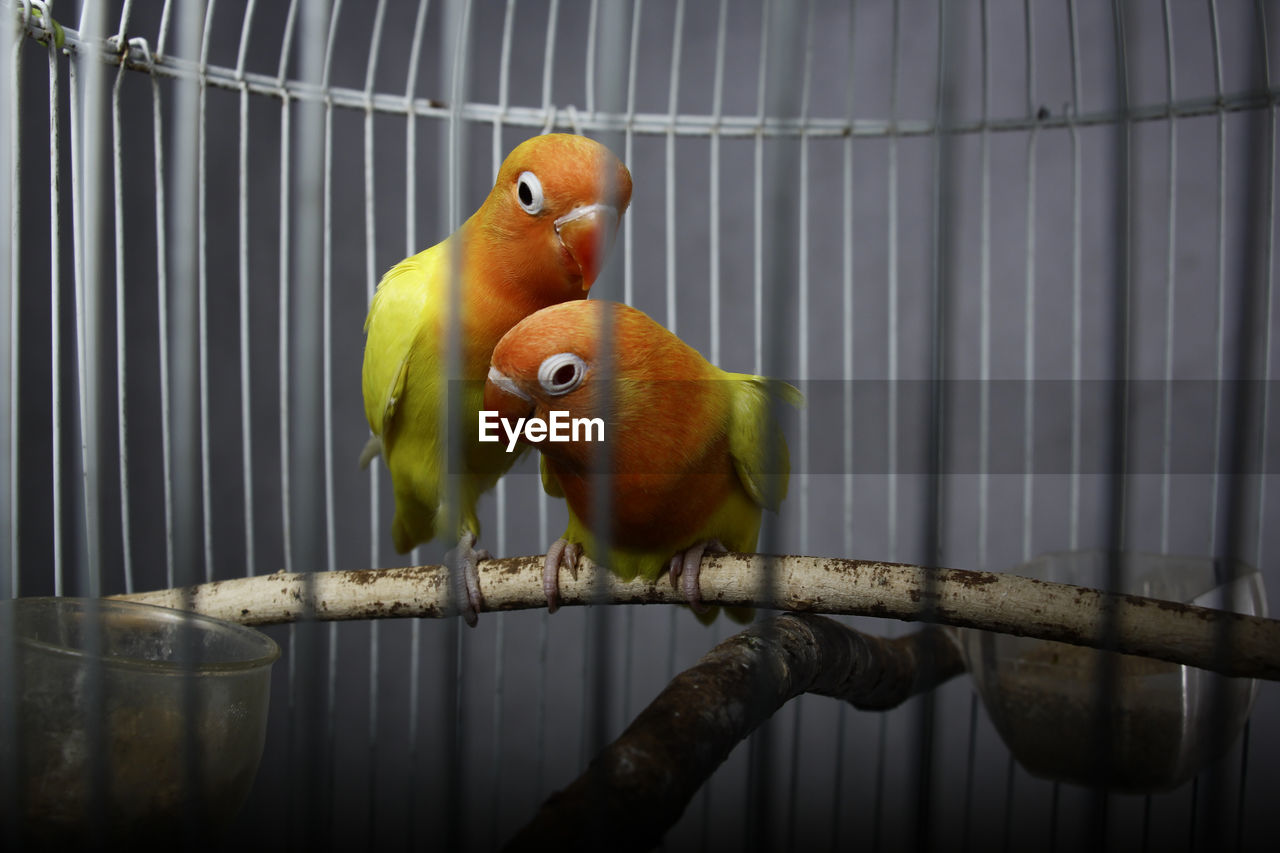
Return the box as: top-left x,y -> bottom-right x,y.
554,203 -> 619,291
484,366 -> 534,418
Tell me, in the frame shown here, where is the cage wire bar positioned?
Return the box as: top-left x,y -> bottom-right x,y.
0,2 -> 17,851
3,0 -> 1280,850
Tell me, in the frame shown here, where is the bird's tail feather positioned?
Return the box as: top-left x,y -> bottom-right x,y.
358,434 -> 382,469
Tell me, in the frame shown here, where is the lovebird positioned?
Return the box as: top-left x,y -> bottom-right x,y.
483,300 -> 802,622
361,134 -> 632,625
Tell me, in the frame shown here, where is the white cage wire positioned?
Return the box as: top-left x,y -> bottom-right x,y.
1,0 -> 1278,850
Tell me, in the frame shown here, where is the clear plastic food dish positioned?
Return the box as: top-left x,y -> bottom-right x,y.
0,596 -> 280,846
961,552 -> 1266,793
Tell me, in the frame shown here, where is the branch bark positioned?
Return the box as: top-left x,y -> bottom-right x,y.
109,553 -> 1280,680
502,614 -> 963,852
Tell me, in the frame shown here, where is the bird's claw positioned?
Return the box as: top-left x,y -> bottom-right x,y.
668,539 -> 725,615
543,538 -> 581,614
447,530 -> 487,627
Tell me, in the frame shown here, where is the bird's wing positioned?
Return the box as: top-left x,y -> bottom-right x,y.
361,248 -> 443,449
539,453 -> 566,498
725,374 -> 804,512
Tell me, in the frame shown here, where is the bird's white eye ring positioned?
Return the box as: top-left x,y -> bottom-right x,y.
537,352 -> 587,396
516,171 -> 544,215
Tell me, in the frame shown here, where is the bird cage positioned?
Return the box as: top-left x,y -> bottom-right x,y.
1,1 -> 1278,850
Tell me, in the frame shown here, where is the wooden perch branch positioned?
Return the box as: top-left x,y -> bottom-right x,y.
503,614 -> 964,852
109,553 -> 1280,680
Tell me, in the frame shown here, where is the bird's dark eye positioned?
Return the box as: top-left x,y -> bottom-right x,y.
516,171 -> 544,215
538,352 -> 587,395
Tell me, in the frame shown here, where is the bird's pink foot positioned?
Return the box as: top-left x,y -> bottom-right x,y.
542,538 -> 581,614
667,539 -> 726,615
447,530 -> 488,627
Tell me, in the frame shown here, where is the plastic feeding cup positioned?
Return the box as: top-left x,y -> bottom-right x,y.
0,597 -> 280,846
961,552 -> 1267,793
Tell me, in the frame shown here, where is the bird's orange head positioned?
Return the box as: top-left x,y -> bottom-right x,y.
484,300 -> 705,430
484,299 -> 600,425
476,134 -> 633,302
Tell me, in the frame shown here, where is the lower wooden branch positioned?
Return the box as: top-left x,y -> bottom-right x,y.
503,614 -> 963,852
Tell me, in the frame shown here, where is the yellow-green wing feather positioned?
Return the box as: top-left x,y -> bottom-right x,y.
362,245 -> 446,443
725,373 -> 803,512
539,453 -> 565,499
362,245 -> 449,551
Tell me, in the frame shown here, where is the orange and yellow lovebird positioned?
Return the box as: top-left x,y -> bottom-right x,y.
483,300 -> 802,622
361,134 -> 632,625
